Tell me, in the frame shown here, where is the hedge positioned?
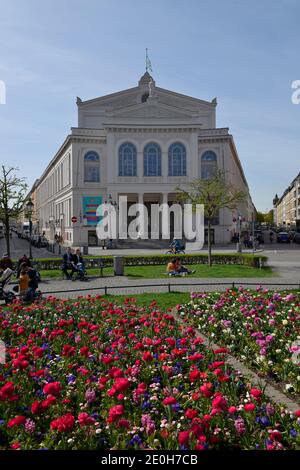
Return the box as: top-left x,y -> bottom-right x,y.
23,253 -> 268,271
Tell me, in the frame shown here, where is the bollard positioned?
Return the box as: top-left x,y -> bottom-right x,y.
113,256 -> 124,276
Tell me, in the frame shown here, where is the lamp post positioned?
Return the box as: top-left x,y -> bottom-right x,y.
25,198 -> 34,259
234,214 -> 244,253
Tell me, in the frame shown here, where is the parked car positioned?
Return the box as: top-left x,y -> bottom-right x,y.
277,232 -> 290,243
293,232 -> 300,244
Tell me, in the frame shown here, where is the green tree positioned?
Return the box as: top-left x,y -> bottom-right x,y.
256,212 -> 265,223
0,166 -> 28,257
176,171 -> 246,266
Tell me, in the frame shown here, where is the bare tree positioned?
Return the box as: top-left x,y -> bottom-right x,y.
176,170 -> 246,266
0,166 -> 28,257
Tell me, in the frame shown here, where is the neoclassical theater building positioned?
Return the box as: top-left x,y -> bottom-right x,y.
34,72 -> 254,247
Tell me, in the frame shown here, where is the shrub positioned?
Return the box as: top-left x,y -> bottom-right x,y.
28,253 -> 267,271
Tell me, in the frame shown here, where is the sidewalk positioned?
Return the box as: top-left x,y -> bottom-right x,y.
38,274 -> 300,299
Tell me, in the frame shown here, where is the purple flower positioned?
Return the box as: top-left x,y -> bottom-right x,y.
234,417 -> 246,435
85,389 -> 96,403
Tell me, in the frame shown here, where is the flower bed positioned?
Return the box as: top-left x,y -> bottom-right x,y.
177,288 -> 300,395
0,296 -> 300,450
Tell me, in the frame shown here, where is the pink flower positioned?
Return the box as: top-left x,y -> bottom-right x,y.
78,412 -> 95,427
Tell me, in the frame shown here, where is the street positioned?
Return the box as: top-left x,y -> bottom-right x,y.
0,232 -> 58,259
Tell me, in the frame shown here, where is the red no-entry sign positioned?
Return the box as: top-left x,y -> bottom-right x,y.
71,216 -> 77,223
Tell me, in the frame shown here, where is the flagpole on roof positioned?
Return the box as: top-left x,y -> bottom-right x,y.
145,48 -> 152,73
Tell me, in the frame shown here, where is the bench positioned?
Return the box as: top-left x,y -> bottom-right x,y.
96,259 -> 106,277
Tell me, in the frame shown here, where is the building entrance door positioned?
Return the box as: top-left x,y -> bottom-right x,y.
88,230 -> 98,246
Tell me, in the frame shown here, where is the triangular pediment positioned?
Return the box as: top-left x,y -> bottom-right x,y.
109,100 -> 197,119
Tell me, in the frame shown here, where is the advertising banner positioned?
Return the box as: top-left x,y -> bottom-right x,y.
82,196 -> 102,226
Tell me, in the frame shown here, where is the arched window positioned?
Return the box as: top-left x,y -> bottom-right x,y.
168,142 -> 186,176
144,143 -> 161,176
84,151 -> 100,182
119,142 -> 137,176
201,151 -> 217,179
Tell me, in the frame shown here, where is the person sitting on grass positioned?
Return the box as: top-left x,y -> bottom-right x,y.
166,258 -> 178,276
174,257 -> 194,275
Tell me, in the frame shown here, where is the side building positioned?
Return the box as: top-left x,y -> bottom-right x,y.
34,72 -> 255,248
274,172 -> 300,228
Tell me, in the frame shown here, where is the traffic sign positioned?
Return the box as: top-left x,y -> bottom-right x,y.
71,216 -> 77,223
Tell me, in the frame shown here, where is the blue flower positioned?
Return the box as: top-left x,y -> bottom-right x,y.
141,401 -> 151,410
290,429 -> 298,438
128,435 -> 142,446
260,416 -> 270,427
67,374 -> 76,383
171,403 -> 181,412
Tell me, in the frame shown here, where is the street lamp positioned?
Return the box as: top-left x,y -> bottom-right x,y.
25,198 -> 34,259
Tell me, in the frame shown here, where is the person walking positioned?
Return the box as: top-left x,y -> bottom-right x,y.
62,247 -> 73,280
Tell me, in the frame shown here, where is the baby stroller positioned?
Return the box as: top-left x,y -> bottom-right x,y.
0,268 -> 16,305
72,262 -> 87,281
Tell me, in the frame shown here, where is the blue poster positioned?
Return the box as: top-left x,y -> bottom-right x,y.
82,196 -> 102,226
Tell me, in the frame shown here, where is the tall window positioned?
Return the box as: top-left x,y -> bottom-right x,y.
168,142 -> 186,176
84,151 -> 100,182
201,151 -> 217,180
119,142 -> 137,176
144,143 -> 161,176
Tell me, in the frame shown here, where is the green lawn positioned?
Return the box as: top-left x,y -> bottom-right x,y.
39,264 -> 276,279
103,292 -> 190,309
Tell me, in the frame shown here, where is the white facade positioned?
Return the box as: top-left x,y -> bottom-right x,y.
35,72 -> 254,247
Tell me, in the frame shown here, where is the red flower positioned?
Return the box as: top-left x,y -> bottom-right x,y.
8,415 -> 26,428
114,377 -> 130,392
269,430 -> 282,442
185,409 -> 198,419
244,403 -> 256,412
11,441 -> 21,450
212,393 -> 227,411
178,431 -> 190,445
228,406 -> 237,414
43,381 -> 61,397
108,405 -> 124,423
31,401 -> 42,415
80,346 -> 90,357
200,382 -> 213,398
250,388 -> 262,400
62,344 -> 76,357
213,347 -> 229,354
0,381 -> 14,401
142,351 -> 153,362
163,397 -> 177,406
189,369 -> 201,382
50,413 -> 75,433
295,410 -> 300,417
